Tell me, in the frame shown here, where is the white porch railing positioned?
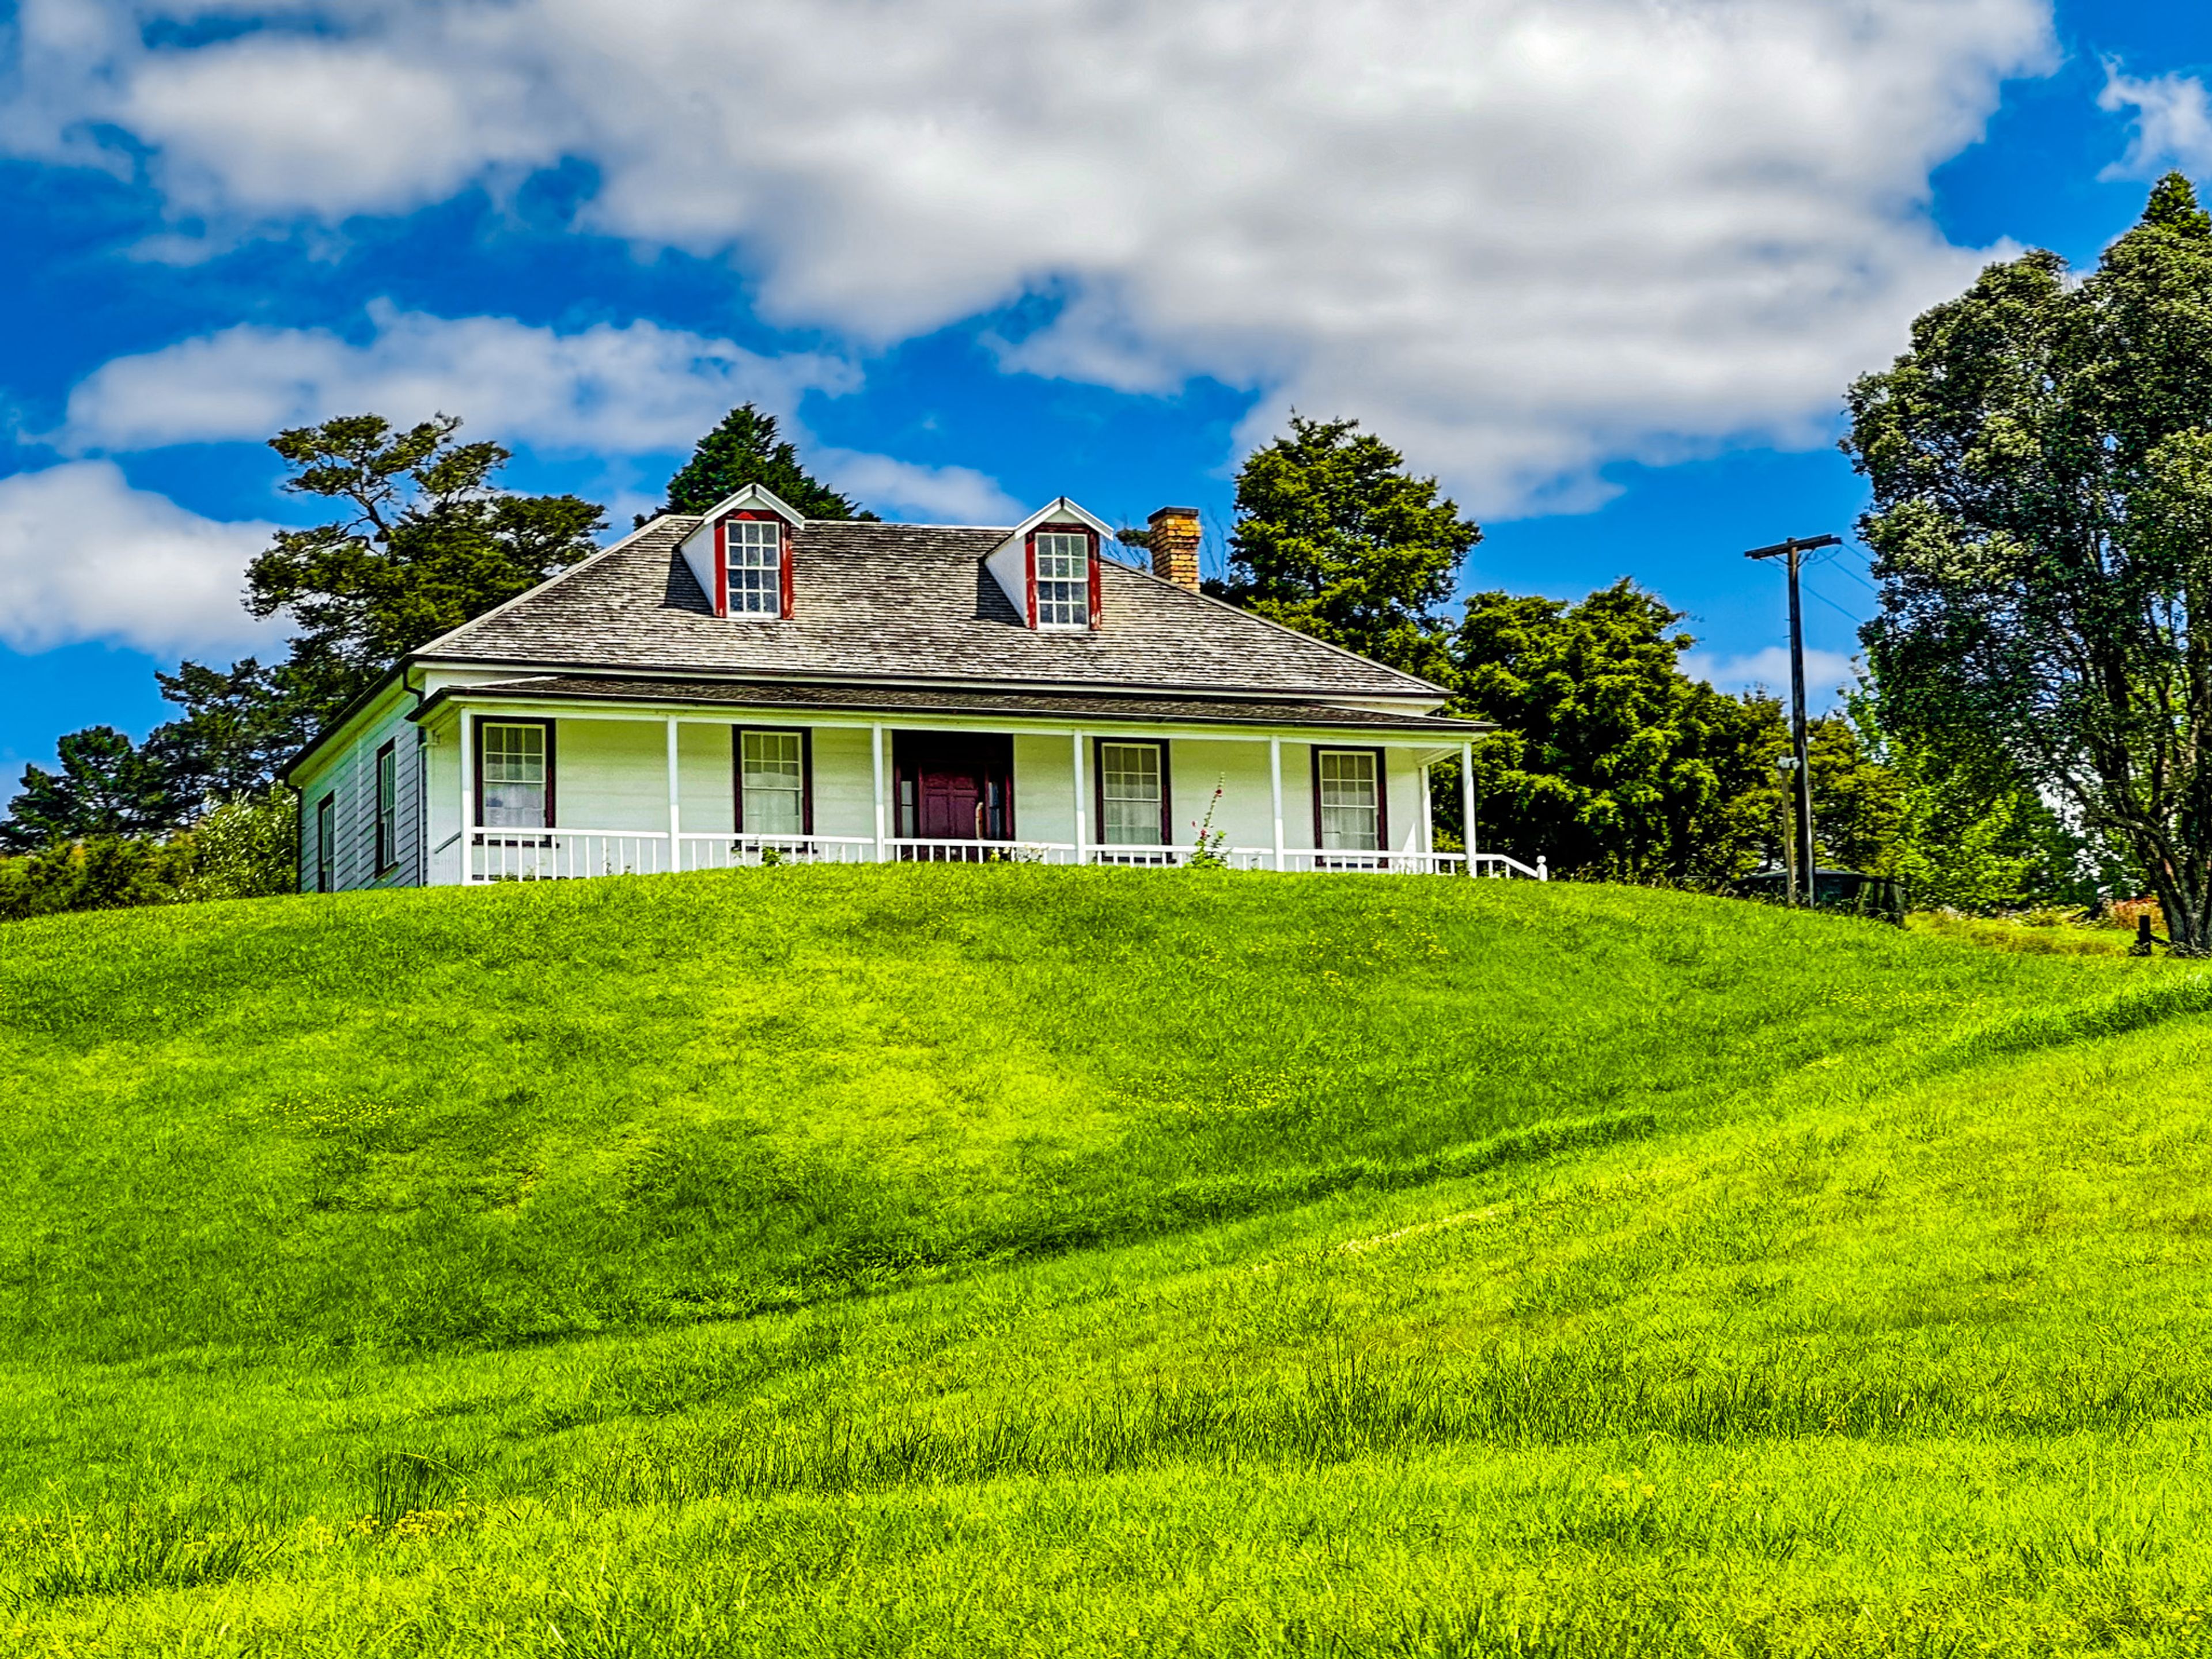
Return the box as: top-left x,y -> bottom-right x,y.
465,829 -> 1546,882
678,834 -> 877,870
889,838 -> 1080,864
471,830 -> 670,882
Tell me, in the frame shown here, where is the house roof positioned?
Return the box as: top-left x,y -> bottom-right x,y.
422,674 -> 1490,736
416,515 -> 1449,700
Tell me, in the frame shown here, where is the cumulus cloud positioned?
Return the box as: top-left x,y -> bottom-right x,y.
2099,67 -> 2212,179
58,302 -> 858,456
1683,646 -> 1860,709
5,0 -> 2056,514
0,461 -> 281,655
812,450 -> 1021,524
54,302 -> 1024,527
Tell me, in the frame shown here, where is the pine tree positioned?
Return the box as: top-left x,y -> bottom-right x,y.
661,405 -> 876,521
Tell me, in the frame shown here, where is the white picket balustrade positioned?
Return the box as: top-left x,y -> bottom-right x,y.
888,838 -> 1080,864
469,830 -> 671,883
465,830 -> 1540,882
677,834 -> 877,870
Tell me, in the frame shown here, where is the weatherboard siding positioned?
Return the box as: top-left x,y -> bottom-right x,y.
296,690 -> 423,894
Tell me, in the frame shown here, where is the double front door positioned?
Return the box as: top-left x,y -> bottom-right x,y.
894,733 -> 1014,843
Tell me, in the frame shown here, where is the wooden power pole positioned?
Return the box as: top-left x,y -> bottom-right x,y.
1745,534 -> 1840,908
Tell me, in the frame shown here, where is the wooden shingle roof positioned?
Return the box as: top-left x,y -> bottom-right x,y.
419,516 -> 1446,702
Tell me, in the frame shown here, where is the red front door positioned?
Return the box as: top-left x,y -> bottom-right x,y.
918,764 -> 986,839
894,733 -> 1014,843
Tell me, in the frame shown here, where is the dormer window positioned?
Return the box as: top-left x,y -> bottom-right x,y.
984,497 -> 1115,632
676,484 -> 805,620
723,516 -> 786,616
1032,528 -> 1093,628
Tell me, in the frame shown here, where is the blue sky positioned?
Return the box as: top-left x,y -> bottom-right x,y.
2,0 -> 2210,785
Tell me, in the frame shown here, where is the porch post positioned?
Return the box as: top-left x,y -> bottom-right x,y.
1268,737 -> 1284,872
1460,741 -> 1476,876
871,723 -> 888,861
1419,763 -> 1433,854
1071,731 -> 1088,865
457,707 -> 474,885
666,717 -> 681,873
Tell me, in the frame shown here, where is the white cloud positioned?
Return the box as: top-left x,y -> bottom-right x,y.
5,0 -> 2056,515
0,461 -> 281,655
1684,645 -> 1859,708
813,450 -> 1021,524
59,302 -> 858,456
2099,67 -> 2212,179
55,303 -> 1023,524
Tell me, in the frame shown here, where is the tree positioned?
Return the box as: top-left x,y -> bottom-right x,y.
248,415 -> 605,725
146,658 -> 322,804
1452,581 -> 1784,885
0,726 -> 192,852
661,404 -> 875,521
1222,415 -> 1479,679
1844,173 -> 2212,950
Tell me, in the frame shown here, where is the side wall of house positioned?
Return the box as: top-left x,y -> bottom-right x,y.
296,687 -> 425,893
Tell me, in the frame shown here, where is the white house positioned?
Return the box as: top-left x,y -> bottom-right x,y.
282,487 -> 1543,891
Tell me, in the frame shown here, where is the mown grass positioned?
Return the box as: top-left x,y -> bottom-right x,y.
2,866 -> 2207,1656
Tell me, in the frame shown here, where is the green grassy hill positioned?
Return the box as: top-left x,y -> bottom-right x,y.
4,868 -> 2210,1656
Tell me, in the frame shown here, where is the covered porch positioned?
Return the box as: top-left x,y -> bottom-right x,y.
415,682 -> 1546,885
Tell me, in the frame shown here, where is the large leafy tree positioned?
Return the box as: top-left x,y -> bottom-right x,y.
662,404 -> 874,521
1846,173 -> 2212,950
1221,415 -> 1479,679
1453,581 -> 1783,885
2,414 -> 604,852
249,415 -> 605,724
0,726 -> 192,852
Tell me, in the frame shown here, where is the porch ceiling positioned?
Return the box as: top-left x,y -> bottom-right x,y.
423,675 -> 1491,736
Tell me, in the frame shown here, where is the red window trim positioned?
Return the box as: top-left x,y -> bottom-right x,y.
712,512 -> 793,620
732,725 -> 815,836
473,715 -> 558,832
1310,745 -> 1388,853
1093,737 -> 1173,847
1024,522 -> 1099,631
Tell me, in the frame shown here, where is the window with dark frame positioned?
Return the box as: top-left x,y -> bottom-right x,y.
315,795 -> 335,893
374,740 -> 398,874
479,720 -> 554,830
734,727 -> 810,836
1314,748 -> 1384,852
1097,740 -> 1169,846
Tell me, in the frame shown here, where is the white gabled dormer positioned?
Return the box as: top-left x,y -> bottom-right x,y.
678,483 -> 805,619
984,497 -> 1118,631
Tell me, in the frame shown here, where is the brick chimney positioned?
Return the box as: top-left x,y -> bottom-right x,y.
1147,506 -> 1202,591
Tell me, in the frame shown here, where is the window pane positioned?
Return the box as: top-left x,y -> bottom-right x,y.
741,730 -> 805,835
376,748 -> 396,867
1317,751 -> 1378,850
727,518 -> 782,615
1035,531 -> 1089,627
482,724 -> 548,828
1100,743 -> 1161,844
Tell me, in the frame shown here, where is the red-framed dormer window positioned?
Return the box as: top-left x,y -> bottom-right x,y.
1025,522 -> 1101,630
715,512 -> 793,619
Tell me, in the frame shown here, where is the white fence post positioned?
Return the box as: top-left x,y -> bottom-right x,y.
1460,740 -> 1475,877
1071,732 -> 1087,865
666,717 -> 681,872
1269,737 -> 1285,872
871,723 -> 888,862
457,709 -> 474,885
